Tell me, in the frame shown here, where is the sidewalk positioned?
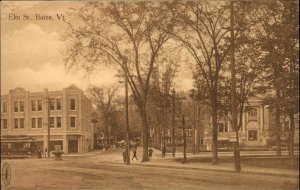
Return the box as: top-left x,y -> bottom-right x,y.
107,147 -> 299,178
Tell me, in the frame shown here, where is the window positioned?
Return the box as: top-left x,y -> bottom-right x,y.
248,108 -> 257,117
218,123 -> 228,133
50,117 -> 55,128
14,102 -> 18,112
20,101 -> 24,112
31,100 -> 36,111
14,118 -> 18,129
50,99 -> 55,110
20,118 -> 25,128
70,117 -> 76,128
283,121 -> 290,132
38,100 -> 42,111
70,99 -> 76,110
2,119 -> 7,129
57,117 -> 61,128
3,102 -> 7,113
32,118 -> 36,128
56,99 -> 61,110
248,130 -> 258,141
38,118 -> 43,128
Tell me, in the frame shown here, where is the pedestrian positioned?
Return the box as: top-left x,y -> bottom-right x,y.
148,147 -> 153,158
162,146 -> 166,158
37,149 -> 42,159
122,145 -> 128,163
44,148 -> 48,157
132,145 -> 138,161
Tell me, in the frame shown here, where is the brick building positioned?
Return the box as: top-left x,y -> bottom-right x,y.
0,85 -> 93,155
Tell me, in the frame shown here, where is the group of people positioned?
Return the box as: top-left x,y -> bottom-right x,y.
37,148 -> 47,159
95,142 -> 110,151
122,142 -> 154,162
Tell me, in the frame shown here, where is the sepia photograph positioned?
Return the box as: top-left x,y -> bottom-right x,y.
1,1 -> 299,189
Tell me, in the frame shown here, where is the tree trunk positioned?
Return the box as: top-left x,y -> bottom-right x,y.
275,88 -> 281,156
211,93 -> 218,165
230,1 -> 241,173
288,109 -> 295,166
140,108 -> 149,162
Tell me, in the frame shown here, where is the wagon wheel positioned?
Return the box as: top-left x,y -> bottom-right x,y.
2,162 -> 11,187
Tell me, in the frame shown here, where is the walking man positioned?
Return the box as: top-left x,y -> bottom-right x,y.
132,145 -> 138,161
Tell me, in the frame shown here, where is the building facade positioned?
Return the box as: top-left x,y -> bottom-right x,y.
202,97 -> 299,149
0,85 -> 93,154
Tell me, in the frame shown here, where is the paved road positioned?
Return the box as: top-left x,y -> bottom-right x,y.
1,152 -> 298,190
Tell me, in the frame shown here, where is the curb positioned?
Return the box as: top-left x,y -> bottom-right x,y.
103,160 -> 299,178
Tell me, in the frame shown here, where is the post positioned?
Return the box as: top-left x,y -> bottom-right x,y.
196,103 -> 200,154
192,100 -> 196,154
182,114 -> 187,164
125,69 -> 130,165
47,97 -> 50,158
230,1 -> 241,173
172,89 -> 176,157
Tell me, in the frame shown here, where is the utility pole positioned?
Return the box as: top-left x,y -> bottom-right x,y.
124,62 -> 130,165
230,1 -> 241,173
172,89 -> 176,157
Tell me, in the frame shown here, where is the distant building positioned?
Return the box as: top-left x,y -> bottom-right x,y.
158,96 -> 299,151
0,85 -> 93,155
201,97 -> 299,149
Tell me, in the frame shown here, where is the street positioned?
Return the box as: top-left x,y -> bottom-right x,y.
1,150 -> 298,190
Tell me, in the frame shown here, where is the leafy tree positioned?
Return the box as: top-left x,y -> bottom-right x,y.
87,85 -> 120,147
64,2 -> 173,161
147,47 -> 180,151
166,1 -> 234,164
249,0 -> 299,156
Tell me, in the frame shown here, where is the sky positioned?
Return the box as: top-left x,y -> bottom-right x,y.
1,1 -> 193,95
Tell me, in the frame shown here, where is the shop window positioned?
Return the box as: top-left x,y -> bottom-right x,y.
248,130 -> 258,141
